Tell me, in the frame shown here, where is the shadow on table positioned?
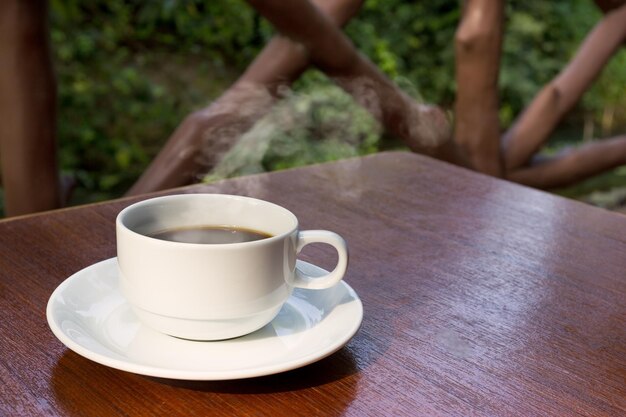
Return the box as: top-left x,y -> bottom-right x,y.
50,344 -> 373,416
148,345 -> 360,393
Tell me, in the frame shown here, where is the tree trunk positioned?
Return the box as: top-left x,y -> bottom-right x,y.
454,0 -> 504,177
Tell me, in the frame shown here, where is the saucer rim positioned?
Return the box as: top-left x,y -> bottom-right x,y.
46,257 -> 363,380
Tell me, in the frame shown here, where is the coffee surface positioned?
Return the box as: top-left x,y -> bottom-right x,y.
150,226 -> 272,244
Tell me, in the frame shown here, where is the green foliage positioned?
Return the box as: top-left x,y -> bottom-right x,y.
50,0 -> 260,202
345,0 -> 459,104
582,50 -> 626,133
499,1 -> 602,125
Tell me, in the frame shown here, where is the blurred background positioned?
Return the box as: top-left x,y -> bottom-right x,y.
1,0 -> 624,215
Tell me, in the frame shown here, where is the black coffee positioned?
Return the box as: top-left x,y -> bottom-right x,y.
150,226 -> 272,244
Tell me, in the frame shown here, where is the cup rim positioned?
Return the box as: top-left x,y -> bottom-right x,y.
116,193 -> 299,248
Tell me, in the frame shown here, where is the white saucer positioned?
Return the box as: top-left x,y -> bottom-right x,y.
47,258 -> 363,380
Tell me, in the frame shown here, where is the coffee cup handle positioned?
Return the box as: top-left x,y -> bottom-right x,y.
293,230 -> 348,289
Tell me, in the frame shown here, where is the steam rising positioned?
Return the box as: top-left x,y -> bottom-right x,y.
198,75 -> 449,192
201,78 -> 381,182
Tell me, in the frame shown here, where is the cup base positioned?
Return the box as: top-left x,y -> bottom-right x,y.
131,305 -> 283,341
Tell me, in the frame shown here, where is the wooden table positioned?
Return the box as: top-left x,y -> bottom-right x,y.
1,151 -> 625,416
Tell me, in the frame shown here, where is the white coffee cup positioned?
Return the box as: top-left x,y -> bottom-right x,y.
116,193 -> 348,340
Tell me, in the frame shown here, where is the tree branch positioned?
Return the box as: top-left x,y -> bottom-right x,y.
508,135 -> 626,189
246,0 -> 465,165
502,3 -> 626,172
127,0 -> 364,196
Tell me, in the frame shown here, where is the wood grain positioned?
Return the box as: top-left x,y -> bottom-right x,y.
0,151 -> 624,416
